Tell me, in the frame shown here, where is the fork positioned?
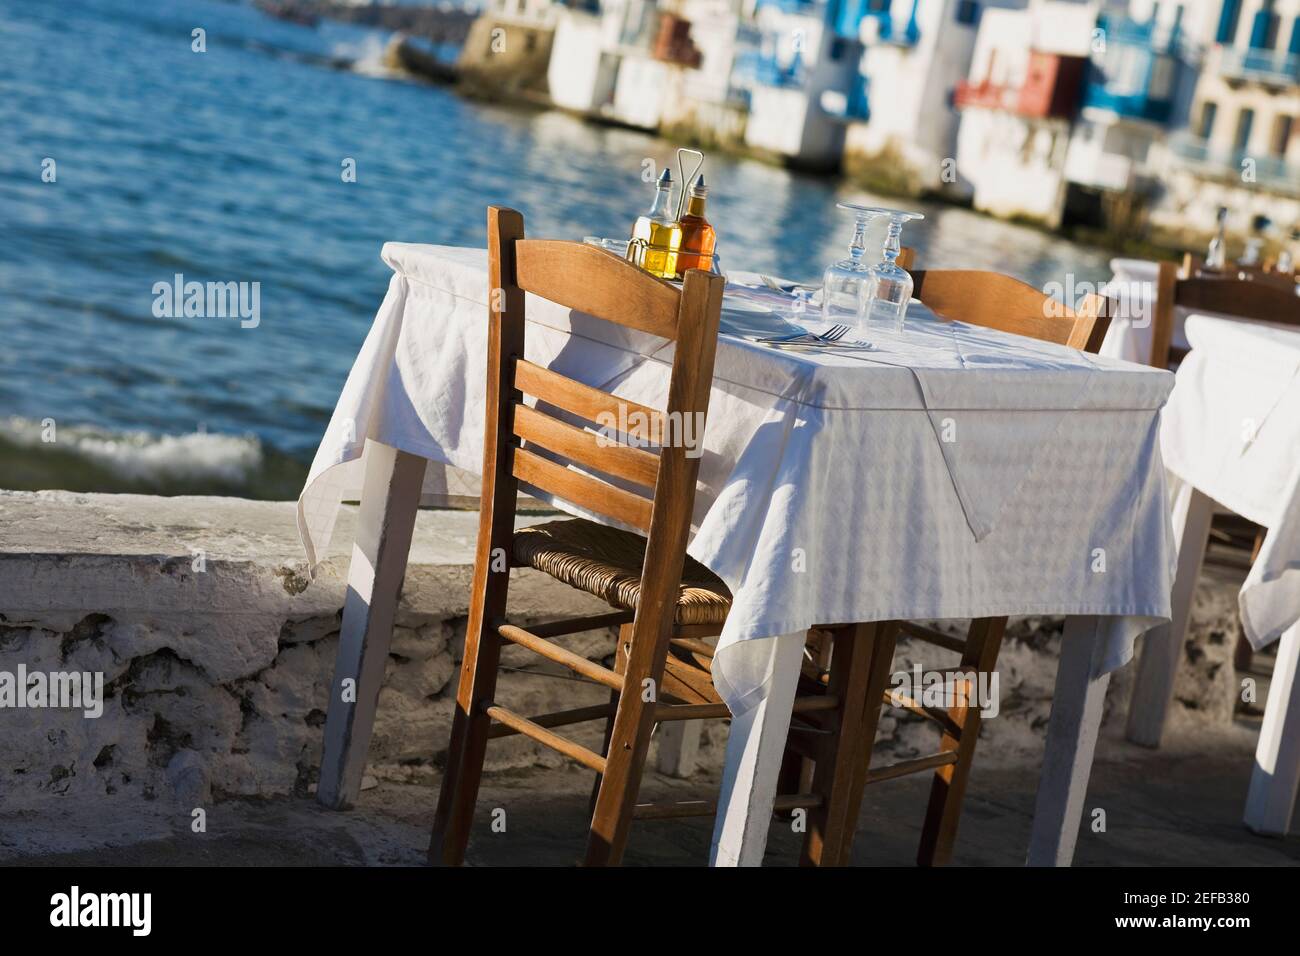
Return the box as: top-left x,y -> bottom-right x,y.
758,324 -> 851,345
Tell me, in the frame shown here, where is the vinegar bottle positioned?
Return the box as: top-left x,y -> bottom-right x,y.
675,174 -> 716,276
632,168 -> 682,279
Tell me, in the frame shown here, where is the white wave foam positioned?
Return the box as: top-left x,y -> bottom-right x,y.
1,417 -> 264,485
333,34 -> 402,79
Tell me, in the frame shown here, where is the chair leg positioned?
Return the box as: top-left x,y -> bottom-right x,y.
1235,528 -> 1267,674
589,624 -> 631,814
917,616 -> 1007,867
585,623 -> 670,866
428,568 -> 511,865
800,621 -> 900,866
773,746 -> 807,820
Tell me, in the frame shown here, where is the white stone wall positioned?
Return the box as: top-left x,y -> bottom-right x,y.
0,490 -> 1245,816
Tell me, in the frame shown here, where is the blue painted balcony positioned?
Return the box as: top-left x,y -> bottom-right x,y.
734,48 -> 807,89
828,0 -> 918,46
1169,134 -> 1300,197
1081,15 -> 1181,124
1219,46 -> 1300,87
754,0 -> 824,14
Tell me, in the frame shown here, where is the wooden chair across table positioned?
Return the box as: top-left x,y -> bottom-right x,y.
769,268 -> 1113,867
1151,258 -> 1300,368
430,214 -> 1113,865
1181,252 -> 1297,286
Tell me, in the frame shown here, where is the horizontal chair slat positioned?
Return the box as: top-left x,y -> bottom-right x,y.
668,636 -> 717,658
497,622 -> 626,691
883,690 -> 963,739
513,403 -> 660,490
899,621 -> 968,655
486,702 -> 615,740
511,446 -> 653,532
863,751 -> 959,786
652,695 -> 840,723
526,611 -> 635,639
514,239 -> 681,339
514,359 -> 665,443
483,705 -> 607,773
631,793 -> 822,821
655,702 -> 731,721
792,695 -> 843,713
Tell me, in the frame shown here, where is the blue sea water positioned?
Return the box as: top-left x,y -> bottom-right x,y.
0,0 -> 1112,497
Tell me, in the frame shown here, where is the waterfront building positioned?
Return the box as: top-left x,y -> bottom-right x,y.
1149,0 -> 1300,238
953,0 -> 1097,227
547,0 -> 747,139
735,0 -> 864,168
1062,1 -> 1208,230
840,0 -> 1027,197
546,0 -> 655,117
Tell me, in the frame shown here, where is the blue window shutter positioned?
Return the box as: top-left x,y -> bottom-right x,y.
1289,15 -> 1300,52
1216,0 -> 1240,43
1248,9 -> 1272,48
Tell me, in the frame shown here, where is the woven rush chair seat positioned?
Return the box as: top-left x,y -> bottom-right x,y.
513,519 -> 731,626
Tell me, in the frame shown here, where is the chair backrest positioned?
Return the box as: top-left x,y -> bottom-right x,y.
906,269 -> 1112,354
1149,259 -> 1300,368
479,205 -> 725,636
1182,252 -> 1297,284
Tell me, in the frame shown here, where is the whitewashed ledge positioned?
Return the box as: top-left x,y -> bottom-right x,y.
0,490 -> 1245,811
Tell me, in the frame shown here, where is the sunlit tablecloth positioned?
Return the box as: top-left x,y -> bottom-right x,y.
1161,316 -> 1300,647
298,243 -> 1177,717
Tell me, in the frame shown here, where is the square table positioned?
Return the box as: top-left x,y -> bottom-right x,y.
1126,315 -> 1300,834
300,243 -> 1176,865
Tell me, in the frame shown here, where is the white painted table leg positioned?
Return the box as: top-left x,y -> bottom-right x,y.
709,632 -> 805,867
1027,615 -> 1111,867
1126,484 -> 1215,747
1244,621 -> 1300,836
317,440 -> 426,809
656,719 -> 702,778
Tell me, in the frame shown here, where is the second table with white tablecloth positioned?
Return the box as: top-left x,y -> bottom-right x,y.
300,243 -> 1178,865
1127,315 -> 1300,834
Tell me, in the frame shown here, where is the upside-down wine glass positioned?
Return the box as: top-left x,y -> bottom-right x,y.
821,202 -> 888,320
858,209 -> 924,332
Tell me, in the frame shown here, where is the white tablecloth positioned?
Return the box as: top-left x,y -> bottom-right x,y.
1161,316 -> 1300,647
299,244 -> 1177,716
1099,258 -> 1175,365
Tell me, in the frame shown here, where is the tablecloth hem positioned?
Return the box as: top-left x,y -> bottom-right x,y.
717,604 -> 1172,646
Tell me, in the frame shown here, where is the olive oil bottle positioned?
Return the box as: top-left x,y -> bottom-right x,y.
632,168 -> 682,279
675,174 -> 716,276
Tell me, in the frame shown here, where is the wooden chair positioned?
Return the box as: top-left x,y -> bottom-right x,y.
1150,259 -> 1299,369
430,207 -> 879,866
909,269 -> 1113,351
776,267 -> 1115,867
1182,252 -> 1297,286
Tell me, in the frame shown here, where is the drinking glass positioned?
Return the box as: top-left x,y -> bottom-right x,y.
858,209 -> 924,332
822,202 -> 887,319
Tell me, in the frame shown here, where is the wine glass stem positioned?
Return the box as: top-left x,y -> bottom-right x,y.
883,220 -> 902,266
849,218 -> 868,262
